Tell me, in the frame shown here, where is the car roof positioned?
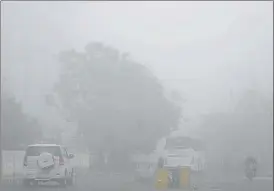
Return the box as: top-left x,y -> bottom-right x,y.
27,144 -> 61,147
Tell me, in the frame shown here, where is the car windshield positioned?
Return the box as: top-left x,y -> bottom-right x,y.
165,137 -> 205,151
1,1 -> 272,191
25,146 -> 61,157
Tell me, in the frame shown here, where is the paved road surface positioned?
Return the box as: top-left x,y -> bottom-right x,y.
220,177 -> 273,191
1,172 -> 272,191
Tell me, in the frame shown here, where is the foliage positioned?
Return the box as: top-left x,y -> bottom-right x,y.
1,93 -> 42,150
202,89 -> 273,160
54,42 -> 182,154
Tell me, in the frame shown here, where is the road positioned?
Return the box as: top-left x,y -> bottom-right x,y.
219,177 -> 273,191
1,172 -> 272,191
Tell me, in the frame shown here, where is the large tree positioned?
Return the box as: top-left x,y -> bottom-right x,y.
1,93 -> 42,150
53,42 -> 182,157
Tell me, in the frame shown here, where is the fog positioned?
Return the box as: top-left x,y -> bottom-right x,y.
2,2 -> 272,109
1,1 -> 273,187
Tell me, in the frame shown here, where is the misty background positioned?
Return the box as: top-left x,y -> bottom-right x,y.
1,1 -> 273,174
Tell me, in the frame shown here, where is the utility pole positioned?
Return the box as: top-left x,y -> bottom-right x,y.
0,81 -> 3,183
0,118 -> 2,183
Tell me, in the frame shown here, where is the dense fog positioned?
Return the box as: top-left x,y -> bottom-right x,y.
1,2 -> 273,190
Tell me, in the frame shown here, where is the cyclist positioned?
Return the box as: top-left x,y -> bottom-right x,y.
245,156 -> 257,180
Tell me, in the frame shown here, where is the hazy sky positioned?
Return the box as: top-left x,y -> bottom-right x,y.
2,1 -> 273,123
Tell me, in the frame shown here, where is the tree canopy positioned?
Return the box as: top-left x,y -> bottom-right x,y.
202,89 -> 273,164
1,93 -> 42,150
54,42 -> 182,154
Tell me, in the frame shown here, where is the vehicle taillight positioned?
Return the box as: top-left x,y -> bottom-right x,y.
59,157 -> 65,165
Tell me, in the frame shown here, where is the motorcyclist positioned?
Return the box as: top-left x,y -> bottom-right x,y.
245,156 -> 257,179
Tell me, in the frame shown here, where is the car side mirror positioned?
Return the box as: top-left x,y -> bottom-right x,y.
68,153 -> 75,159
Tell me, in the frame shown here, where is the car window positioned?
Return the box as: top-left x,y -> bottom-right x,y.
64,148 -> 69,156
61,147 -> 68,158
26,146 -> 62,157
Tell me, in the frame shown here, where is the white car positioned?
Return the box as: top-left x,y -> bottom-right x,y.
23,144 -> 75,187
162,148 -> 206,172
